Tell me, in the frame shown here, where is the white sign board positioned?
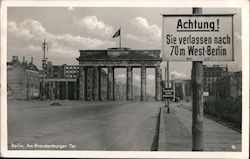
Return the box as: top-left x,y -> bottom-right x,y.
162,14 -> 234,61
203,92 -> 209,96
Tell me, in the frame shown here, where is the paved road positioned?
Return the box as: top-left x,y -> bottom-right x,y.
8,100 -> 162,151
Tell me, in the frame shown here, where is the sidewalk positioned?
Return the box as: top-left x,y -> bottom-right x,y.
158,102 -> 242,151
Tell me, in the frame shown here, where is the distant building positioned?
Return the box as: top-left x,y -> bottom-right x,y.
174,78 -> 191,101
43,63 -> 79,100
203,65 -> 242,100
216,71 -> 242,99
7,56 -> 39,100
229,71 -> 242,98
45,63 -> 108,101
203,65 -> 228,97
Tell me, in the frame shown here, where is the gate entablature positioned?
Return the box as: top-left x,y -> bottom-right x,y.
77,48 -> 161,67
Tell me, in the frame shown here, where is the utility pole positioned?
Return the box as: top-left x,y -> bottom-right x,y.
166,61 -> 169,88
165,66 -> 167,87
119,27 -> 121,48
172,74 -> 176,101
41,38 -> 48,100
192,7 -> 204,151
165,61 -> 170,113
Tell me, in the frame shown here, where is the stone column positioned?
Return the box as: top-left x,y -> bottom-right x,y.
39,82 -> 42,100
172,78 -> 176,101
93,66 -> 100,101
126,66 -> 133,101
65,81 -> 68,100
79,66 -> 85,100
26,72 -> 30,100
113,69 -> 115,101
56,81 -> 59,99
155,66 -> 161,101
99,68 -> 102,100
51,81 -> 55,100
86,67 -> 92,101
49,81 -> 52,100
182,81 -> 186,100
107,66 -> 114,101
141,66 -> 146,101
74,81 -> 77,100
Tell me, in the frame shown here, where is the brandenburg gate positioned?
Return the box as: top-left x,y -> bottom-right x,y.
77,48 -> 162,101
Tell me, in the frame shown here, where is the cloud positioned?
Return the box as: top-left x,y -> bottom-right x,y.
8,19 -> 49,40
26,43 -> 75,57
20,18 -> 46,36
127,34 -> 148,44
27,44 -> 40,51
8,18 -> 115,56
74,16 -> 114,37
170,71 -> 187,79
127,17 -> 161,44
67,6 -> 75,11
8,20 -> 34,39
55,33 -> 114,49
133,17 -> 161,40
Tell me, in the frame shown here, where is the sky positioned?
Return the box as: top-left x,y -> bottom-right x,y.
7,7 -> 242,91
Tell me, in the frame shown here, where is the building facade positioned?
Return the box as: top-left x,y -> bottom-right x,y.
174,79 -> 191,101
203,65 -> 242,100
203,65 -> 228,97
216,71 -> 242,99
43,63 -> 79,100
7,56 -> 39,100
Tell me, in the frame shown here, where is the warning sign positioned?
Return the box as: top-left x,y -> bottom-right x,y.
162,14 -> 234,61
162,88 -> 174,99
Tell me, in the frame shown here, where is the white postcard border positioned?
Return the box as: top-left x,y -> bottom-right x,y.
1,0 -> 249,158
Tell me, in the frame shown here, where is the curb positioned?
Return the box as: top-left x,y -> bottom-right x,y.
158,107 -> 167,151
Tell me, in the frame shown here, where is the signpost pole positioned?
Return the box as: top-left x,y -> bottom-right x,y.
192,7 -> 204,151
167,61 -> 169,88
166,61 -> 170,113
164,67 -> 167,107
